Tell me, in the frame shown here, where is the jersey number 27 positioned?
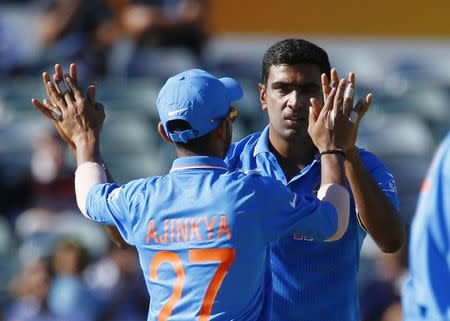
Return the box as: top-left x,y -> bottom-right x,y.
150,248 -> 236,321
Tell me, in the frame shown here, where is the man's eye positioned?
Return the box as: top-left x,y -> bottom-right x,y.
277,87 -> 290,94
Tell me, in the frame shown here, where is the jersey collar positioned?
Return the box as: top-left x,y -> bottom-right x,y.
253,125 -> 321,183
253,125 -> 271,156
170,156 -> 228,172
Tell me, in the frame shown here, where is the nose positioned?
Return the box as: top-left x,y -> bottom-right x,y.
286,90 -> 305,110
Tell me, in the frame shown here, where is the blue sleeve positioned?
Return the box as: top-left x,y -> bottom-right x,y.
254,176 -> 338,242
86,178 -> 149,246
360,150 -> 400,210
356,150 -> 401,242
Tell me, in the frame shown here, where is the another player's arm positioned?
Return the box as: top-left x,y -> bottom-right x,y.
63,77 -> 129,249
32,65 -> 128,248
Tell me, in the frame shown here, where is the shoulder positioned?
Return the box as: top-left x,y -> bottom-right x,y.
225,132 -> 262,167
228,132 -> 261,156
119,175 -> 166,196
356,147 -> 390,171
224,168 -> 274,191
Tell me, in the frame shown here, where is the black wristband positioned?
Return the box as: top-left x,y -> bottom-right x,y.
319,149 -> 346,159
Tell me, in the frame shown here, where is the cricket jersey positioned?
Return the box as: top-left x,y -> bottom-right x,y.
402,132 -> 450,321
225,126 -> 400,321
85,156 -> 339,321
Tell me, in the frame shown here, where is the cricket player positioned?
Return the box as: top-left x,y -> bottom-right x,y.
224,39 -> 404,321
402,131 -> 450,320
32,67 -> 352,321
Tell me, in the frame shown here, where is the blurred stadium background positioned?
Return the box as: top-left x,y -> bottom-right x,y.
0,1 -> 448,320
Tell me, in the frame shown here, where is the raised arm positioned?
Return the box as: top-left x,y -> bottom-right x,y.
31,64 -> 128,248
308,78 -> 356,241
322,69 -> 404,252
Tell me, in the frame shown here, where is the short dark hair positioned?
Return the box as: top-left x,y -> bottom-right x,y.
261,39 -> 331,84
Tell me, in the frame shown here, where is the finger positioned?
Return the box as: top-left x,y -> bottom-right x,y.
308,106 -> 316,133
47,81 -> 67,109
31,98 -> 54,120
343,82 -> 355,116
359,93 -> 373,119
309,97 -> 322,118
318,87 -> 336,128
351,93 -> 372,125
330,68 -> 339,89
42,72 -> 55,104
69,63 -> 78,85
333,78 -> 347,115
65,75 -> 83,101
87,83 -> 96,105
54,64 -> 64,84
57,77 -> 72,97
96,102 -> 106,121
321,73 -> 331,101
348,71 -> 355,87
321,87 -> 336,114
63,86 -> 76,109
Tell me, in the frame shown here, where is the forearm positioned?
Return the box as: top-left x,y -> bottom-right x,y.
73,136 -> 129,248
345,148 -> 404,252
320,153 -> 346,186
319,153 -> 349,240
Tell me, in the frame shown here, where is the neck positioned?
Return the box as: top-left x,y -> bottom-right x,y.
175,147 -> 224,159
268,127 -> 317,168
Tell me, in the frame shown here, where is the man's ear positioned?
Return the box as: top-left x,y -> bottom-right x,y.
158,122 -> 173,143
258,83 -> 267,112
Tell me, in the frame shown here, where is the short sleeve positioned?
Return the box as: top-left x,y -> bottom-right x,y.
86,178 -> 149,246
361,150 -> 400,210
254,176 -> 338,242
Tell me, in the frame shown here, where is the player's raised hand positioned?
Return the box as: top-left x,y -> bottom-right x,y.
32,64 -> 104,149
318,69 -> 373,153
32,71 -> 77,152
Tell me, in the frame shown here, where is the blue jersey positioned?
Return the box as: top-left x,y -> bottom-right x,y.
85,156 -> 338,321
402,132 -> 450,321
225,126 -> 400,321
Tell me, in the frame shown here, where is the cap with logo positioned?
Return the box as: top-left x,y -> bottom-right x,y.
156,69 -> 243,143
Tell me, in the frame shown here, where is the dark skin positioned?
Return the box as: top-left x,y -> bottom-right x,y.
259,64 -> 404,253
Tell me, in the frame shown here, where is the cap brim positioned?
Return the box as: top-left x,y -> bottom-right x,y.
219,77 -> 243,102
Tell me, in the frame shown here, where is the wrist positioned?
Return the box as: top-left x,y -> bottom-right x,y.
319,149 -> 346,159
73,133 -> 98,149
74,135 -> 102,166
344,146 -> 359,164
317,144 -> 343,154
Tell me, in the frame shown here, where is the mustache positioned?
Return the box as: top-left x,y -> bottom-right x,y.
284,111 -> 307,120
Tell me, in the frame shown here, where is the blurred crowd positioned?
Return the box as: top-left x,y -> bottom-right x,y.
0,0 -> 208,79
0,1 -> 448,321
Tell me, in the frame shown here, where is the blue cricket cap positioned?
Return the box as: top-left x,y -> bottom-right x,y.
156,69 -> 243,143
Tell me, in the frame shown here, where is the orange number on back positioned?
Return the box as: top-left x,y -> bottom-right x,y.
150,251 -> 186,321
149,248 -> 236,321
189,248 -> 235,321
